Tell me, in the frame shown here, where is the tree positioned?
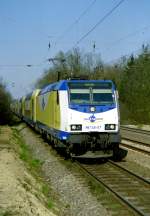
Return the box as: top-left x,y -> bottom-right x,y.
119,46 -> 150,123
0,79 -> 13,124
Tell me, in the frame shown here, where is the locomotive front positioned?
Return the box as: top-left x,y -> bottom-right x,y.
65,80 -> 120,158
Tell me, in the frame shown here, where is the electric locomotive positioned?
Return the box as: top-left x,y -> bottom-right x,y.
35,79 -> 120,159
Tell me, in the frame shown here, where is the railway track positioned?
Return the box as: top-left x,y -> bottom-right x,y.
120,126 -> 150,155
121,139 -> 150,155
121,126 -> 150,144
76,160 -> 150,216
121,126 -> 150,135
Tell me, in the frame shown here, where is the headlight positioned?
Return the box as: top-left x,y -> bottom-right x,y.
105,124 -> 116,130
90,107 -> 96,112
70,124 -> 82,131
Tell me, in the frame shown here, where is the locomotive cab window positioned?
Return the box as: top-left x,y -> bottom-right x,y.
92,89 -> 114,105
68,82 -> 115,105
69,89 -> 90,104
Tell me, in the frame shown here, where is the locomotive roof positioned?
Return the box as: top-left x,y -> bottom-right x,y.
39,80 -> 114,95
24,89 -> 40,100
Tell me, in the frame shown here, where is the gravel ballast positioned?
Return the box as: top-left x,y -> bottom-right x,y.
19,125 -> 110,216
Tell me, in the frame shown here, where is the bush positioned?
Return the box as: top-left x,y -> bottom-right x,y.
0,80 -> 13,125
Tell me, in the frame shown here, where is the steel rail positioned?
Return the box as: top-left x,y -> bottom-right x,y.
121,126 -> 150,136
122,137 -> 150,148
120,126 -> 150,155
76,161 -> 150,216
121,141 -> 150,156
108,160 -> 150,184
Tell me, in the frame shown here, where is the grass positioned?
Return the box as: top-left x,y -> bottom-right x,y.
30,158 -> 43,169
137,124 -> 143,129
42,184 -> 50,197
47,200 -> 54,209
19,143 -> 29,161
11,128 -> 56,212
41,184 -> 54,209
0,210 -> 15,216
12,128 -> 44,172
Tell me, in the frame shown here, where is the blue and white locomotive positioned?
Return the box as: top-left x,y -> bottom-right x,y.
35,79 -> 121,159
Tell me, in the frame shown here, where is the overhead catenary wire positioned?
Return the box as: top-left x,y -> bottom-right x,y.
54,0 -> 97,46
105,46 -> 146,65
0,64 -> 43,67
75,0 -> 126,45
99,25 -> 150,63
103,24 -> 150,52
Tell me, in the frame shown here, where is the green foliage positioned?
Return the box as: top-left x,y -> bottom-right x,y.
19,143 -> 43,170
0,211 -> 14,216
19,141 -> 29,161
47,200 -> 53,209
42,184 -> 50,197
30,158 -> 43,169
12,128 -> 43,171
41,184 -> 54,209
0,79 -> 13,125
119,45 -> 150,123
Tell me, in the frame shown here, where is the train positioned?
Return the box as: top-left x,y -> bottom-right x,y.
11,79 -> 121,160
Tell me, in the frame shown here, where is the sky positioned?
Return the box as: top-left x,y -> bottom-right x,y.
0,0 -> 150,98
